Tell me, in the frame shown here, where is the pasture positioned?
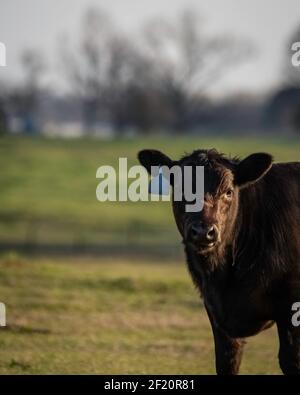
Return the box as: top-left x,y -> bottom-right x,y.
0,134 -> 299,374
0,255 -> 280,374
0,134 -> 299,252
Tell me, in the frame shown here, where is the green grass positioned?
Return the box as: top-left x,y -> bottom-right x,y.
0,134 -> 299,249
0,255 -> 281,374
0,134 -> 296,374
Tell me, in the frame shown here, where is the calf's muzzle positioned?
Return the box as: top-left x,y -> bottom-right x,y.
189,223 -> 219,246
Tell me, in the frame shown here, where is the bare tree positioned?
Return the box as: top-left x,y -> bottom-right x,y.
60,7 -> 252,134
105,34 -> 169,133
142,9 -> 251,131
10,49 -> 45,133
61,6 -> 162,134
60,7 -> 115,132
104,35 -> 141,132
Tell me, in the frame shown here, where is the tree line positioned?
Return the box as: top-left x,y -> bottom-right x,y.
1,7 -> 300,135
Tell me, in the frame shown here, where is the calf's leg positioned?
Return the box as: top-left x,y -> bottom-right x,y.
207,309 -> 245,374
213,327 -> 245,375
277,321 -> 300,375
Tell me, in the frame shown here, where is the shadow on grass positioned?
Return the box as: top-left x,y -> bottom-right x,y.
0,242 -> 184,260
3,324 -> 52,335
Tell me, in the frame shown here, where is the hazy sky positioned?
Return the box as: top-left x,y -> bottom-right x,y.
0,0 -> 299,97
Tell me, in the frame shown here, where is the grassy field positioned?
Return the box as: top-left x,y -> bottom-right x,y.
0,134 -> 300,251
0,254 -> 280,374
0,134 -> 299,374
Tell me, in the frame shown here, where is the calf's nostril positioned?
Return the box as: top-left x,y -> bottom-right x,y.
206,226 -> 216,241
190,224 -> 218,244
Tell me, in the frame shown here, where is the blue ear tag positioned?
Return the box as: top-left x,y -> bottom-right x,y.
148,167 -> 170,196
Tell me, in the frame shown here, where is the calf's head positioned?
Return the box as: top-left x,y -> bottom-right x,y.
138,149 -> 272,255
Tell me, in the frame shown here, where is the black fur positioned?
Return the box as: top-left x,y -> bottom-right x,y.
138,148 -> 300,375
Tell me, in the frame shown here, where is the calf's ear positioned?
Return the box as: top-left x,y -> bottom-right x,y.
138,149 -> 173,174
235,152 -> 273,188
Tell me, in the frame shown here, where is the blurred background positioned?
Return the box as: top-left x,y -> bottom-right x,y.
0,0 -> 299,374
1,1 -> 300,137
